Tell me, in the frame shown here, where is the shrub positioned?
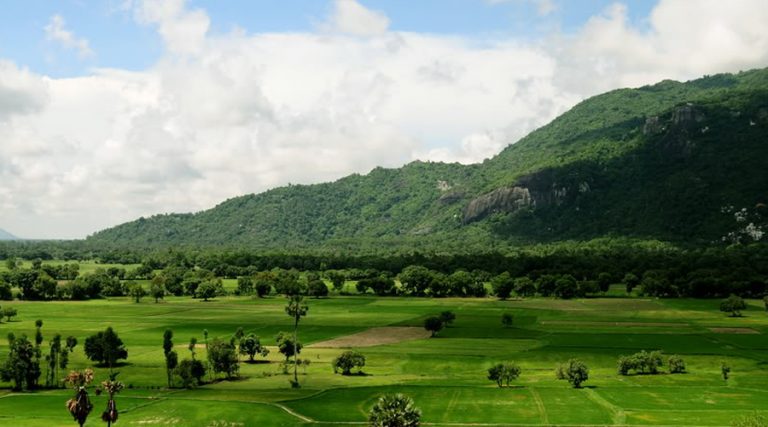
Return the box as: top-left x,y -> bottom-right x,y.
668,355 -> 686,374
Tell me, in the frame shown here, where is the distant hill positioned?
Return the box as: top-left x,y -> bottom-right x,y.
89,68 -> 768,250
0,228 -> 19,241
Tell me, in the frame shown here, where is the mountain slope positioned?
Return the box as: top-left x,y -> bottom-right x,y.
0,228 -> 19,241
88,68 -> 768,249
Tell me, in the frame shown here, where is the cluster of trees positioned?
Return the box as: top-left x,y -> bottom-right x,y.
617,351 -> 686,375
0,320 -> 78,391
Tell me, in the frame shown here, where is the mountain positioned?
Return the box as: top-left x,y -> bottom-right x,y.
0,228 -> 19,241
88,68 -> 768,250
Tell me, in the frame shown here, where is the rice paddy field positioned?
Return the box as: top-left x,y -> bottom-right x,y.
0,286 -> 767,426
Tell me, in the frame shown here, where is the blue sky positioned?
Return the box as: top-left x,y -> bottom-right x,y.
1,0 -> 656,77
2,0 -> 768,239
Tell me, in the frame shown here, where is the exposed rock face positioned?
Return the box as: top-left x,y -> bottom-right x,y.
462,186 -> 532,224
643,116 -> 663,135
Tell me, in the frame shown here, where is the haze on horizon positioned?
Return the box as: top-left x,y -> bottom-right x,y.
1,0 -> 768,239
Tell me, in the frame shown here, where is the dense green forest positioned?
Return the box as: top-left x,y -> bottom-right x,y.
85,68 -> 768,250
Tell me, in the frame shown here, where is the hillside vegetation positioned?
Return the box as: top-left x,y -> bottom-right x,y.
89,68 -> 768,249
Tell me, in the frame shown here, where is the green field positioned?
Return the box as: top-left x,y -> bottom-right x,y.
1,293 -> 767,426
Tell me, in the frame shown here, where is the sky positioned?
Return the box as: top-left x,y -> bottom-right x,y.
1,0 -> 768,239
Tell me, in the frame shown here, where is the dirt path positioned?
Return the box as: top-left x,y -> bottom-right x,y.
309,327 -> 431,348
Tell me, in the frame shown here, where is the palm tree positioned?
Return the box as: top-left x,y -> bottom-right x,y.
284,295 -> 308,388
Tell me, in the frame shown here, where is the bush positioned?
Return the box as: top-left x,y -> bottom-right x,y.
720,294 -> 747,317
617,350 -> 663,375
668,355 -> 686,374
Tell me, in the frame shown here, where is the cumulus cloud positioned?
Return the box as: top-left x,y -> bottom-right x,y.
321,0 -> 390,36
2,0 -> 768,238
44,15 -> 95,58
133,0 -> 210,55
0,61 -> 49,122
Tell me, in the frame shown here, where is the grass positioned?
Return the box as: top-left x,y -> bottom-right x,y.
0,293 -> 767,426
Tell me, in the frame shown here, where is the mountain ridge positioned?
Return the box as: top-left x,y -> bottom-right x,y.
88,68 -> 768,250
0,228 -> 19,241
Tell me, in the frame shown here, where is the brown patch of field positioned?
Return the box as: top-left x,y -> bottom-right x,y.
309,327 -> 431,348
708,327 -> 760,334
541,320 -> 687,327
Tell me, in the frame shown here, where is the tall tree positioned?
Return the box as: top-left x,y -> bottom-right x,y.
163,329 -> 177,387
285,295 -> 308,388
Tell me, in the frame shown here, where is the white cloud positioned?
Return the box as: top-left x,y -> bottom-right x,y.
486,0 -> 558,16
0,61 -> 49,121
133,0 -> 210,55
321,0 -> 390,36
44,15 -> 95,58
2,0 -> 768,238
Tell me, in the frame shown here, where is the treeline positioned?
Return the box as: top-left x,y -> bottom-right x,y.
2,242 -> 768,300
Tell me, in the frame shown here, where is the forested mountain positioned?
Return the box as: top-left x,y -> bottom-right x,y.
0,229 -> 18,241
89,68 -> 768,250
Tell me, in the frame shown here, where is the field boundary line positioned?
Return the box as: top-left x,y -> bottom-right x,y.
528,387 -> 548,425
583,387 -> 626,425
268,402 -> 316,423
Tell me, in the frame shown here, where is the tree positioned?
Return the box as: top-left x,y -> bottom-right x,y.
423,316 -> 443,337
556,359 -> 589,388
84,327 -> 128,369
514,277 -> 536,297
253,271 -> 275,297
325,270 -> 346,292
668,355 -> 686,374
720,295 -> 747,317
64,368 -> 94,427
239,333 -> 269,362
235,276 -> 254,296
623,273 -> 640,294
128,282 -> 146,303
188,337 -> 198,360
501,313 -> 514,328
207,338 -> 239,379
368,393 -> 421,427
307,279 -> 329,298
46,333 -> 62,388
764,295 -> 768,312
276,332 -> 303,361
332,350 -> 366,375
163,329 -> 176,387
487,362 -> 521,387
2,307 -> 17,321
197,279 -> 223,301
491,272 -> 514,300
175,358 -> 206,388
1,333 -> 40,391
150,281 -> 165,303
722,361 -> 731,381
398,266 -> 434,296
0,280 -> 12,300
439,311 -> 456,327
99,372 -> 124,426
285,295 -> 308,387
597,272 -> 613,293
